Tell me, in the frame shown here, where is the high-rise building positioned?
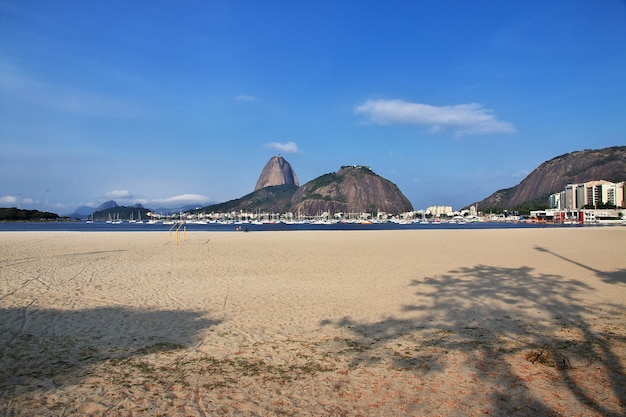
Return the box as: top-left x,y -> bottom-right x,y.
564,184 -> 579,209
550,180 -> 625,209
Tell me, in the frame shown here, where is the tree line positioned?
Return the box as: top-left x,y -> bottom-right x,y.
0,208 -> 60,221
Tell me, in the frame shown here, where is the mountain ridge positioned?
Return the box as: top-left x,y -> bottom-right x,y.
198,163 -> 413,216
473,146 -> 626,211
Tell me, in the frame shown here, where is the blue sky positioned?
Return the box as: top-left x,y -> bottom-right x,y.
1,1 -> 625,213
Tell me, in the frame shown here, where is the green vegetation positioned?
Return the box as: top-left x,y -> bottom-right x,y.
300,173 -> 342,202
0,207 -> 60,221
339,165 -> 380,180
513,194 -> 551,215
196,184 -> 298,214
307,172 -> 341,189
301,191 -> 346,204
481,203 -> 550,216
365,204 -> 378,215
479,193 -> 551,215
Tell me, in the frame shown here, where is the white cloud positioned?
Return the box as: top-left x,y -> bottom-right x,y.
0,195 -> 36,207
267,141 -> 299,153
234,95 -> 256,101
105,190 -> 133,199
355,99 -> 516,136
0,195 -> 18,205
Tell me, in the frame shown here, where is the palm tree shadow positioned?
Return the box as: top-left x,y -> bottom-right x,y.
0,306 -> 219,397
321,264 -> 626,416
534,244 -> 626,284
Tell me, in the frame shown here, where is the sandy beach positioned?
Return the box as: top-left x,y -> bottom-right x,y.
1,227 -> 624,416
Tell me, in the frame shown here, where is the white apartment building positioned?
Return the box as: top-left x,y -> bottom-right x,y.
551,180 -> 625,210
425,205 -> 453,217
549,192 -> 562,209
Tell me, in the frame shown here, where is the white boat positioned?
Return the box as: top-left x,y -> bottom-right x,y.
128,212 -> 136,223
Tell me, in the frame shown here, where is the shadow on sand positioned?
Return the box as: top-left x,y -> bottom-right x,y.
0,306 -> 219,403
534,244 -> 626,284
322,249 -> 626,416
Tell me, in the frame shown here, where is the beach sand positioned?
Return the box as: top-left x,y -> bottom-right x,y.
1,227 -> 625,416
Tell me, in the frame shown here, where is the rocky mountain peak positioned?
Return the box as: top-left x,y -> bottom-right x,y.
290,165 -> 413,215
254,155 -> 300,191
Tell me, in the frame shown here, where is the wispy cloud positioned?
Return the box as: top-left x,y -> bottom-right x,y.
102,191 -> 211,208
234,95 -> 256,101
151,194 -> 211,206
134,194 -> 212,209
267,141 -> 299,153
355,99 -> 516,136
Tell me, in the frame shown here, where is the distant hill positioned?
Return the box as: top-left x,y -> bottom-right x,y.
473,146 -> 626,211
92,205 -> 150,221
95,200 -> 119,211
68,199 -> 203,219
71,205 -> 98,217
0,208 -> 59,221
67,200 -> 119,219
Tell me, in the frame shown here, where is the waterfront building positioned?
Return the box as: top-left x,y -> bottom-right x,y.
564,184 -> 579,209
550,180 -> 625,210
543,180 -> 625,224
549,193 -> 562,210
425,206 -> 453,217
